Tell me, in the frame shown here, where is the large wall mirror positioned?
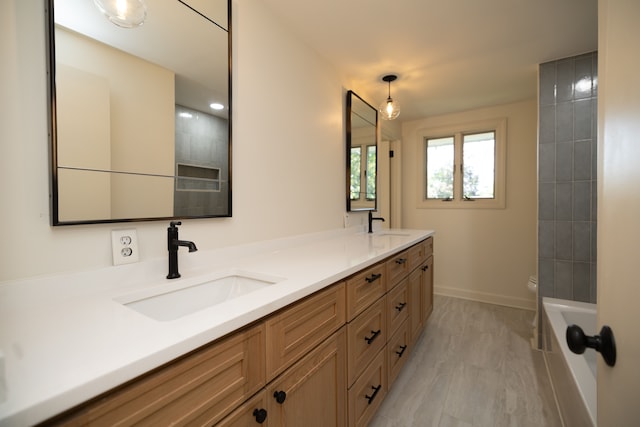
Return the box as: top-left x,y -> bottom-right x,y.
346,91 -> 377,211
46,0 -> 231,225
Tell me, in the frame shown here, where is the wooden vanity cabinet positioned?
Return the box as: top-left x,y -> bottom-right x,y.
46,236 -> 433,427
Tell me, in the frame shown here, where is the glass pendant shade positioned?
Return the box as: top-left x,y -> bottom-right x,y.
94,0 -> 147,28
378,96 -> 400,120
378,74 -> 401,120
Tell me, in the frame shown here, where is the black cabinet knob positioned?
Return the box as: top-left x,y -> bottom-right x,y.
566,324 -> 617,367
252,408 -> 267,424
273,390 -> 287,404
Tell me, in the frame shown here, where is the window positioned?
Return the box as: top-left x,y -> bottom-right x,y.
350,145 -> 376,201
419,118 -> 506,209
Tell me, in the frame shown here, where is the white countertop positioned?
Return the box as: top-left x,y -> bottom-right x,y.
0,227 -> 433,426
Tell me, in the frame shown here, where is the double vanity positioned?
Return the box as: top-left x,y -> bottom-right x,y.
0,228 -> 434,426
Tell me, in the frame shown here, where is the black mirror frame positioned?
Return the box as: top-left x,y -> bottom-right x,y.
346,90 -> 378,212
45,0 -> 232,226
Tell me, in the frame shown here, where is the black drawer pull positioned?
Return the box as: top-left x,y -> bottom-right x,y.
395,302 -> 407,312
365,384 -> 382,404
273,390 -> 287,404
253,408 -> 268,423
395,258 -> 407,265
364,329 -> 381,344
396,344 -> 407,358
421,265 -> 429,271
365,273 -> 382,283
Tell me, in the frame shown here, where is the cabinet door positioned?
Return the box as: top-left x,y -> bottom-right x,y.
421,256 -> 434,323
266,283 -> 346,381
216,390 -> 269,427
408,268 -> 423,345
267,327 -> 347,427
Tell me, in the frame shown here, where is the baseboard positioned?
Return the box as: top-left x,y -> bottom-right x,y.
435,285 -> 536,311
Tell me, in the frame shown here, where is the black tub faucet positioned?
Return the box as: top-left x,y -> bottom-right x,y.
167,221 -> 197,279
368,211 -> 385,233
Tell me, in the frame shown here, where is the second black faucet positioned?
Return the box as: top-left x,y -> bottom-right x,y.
368,211 -> 385,233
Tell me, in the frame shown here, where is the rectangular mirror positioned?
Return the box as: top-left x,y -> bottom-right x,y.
346,90 -> 377,211
46,0 -> 231,225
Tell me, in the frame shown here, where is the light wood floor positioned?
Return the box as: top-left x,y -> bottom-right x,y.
369,296 -> 562,427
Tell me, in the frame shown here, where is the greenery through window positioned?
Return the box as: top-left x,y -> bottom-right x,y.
350,147 -> 361,200
366,145 -> 377,200
350,145 -> 376,201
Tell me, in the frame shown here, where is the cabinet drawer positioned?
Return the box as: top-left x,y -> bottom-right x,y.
407,243 -> 425,274
347,297 -> 386,387
215,390 -> 269,427
387,320 -> 410,388
53,324 -> 265,426
424,236 -> 434,259
386,249 -> 410,289
346,262 -> 386,321
348,349 -> 387,427
267,327 -> 347,427
386,276 -> 409,338
266,282 -> 346,381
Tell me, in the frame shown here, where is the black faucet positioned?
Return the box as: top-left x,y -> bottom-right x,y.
368,211 -> 385,233
167,221 -> 198,279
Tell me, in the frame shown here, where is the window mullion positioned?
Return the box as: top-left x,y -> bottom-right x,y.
454,133 -> 463,200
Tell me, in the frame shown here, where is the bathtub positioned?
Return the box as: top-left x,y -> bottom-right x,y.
542,297 -> 597,427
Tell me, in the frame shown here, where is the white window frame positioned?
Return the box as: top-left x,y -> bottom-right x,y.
417,118 -> 507,209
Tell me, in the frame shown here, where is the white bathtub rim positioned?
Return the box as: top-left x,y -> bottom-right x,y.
543,297 -> 597,427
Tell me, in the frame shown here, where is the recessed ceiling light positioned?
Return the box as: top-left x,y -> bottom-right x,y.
210,103 -> 224,110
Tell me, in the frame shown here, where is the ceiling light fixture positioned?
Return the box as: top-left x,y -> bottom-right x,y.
210,103 -> 225,111
93,0 -> 147,28
378,74 -> 401,120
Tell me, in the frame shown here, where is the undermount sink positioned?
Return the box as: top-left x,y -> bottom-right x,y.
366,231 -> 410,237
115,271 -> 284,321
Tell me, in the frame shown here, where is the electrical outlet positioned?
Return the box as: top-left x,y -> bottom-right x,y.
111,229 -> 139,265
343,213 -> 349,228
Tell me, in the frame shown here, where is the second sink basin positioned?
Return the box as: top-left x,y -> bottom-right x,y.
116,271 -> 284,321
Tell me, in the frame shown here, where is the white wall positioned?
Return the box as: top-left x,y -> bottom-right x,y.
0,0 -> 350,282
401,100 -> 538,309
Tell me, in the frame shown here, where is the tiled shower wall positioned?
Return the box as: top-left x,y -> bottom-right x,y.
174,105 -> 229,216
538,52 -> 598,304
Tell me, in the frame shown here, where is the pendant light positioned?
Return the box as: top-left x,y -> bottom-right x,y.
378,74 -> 401,120
94,0 -> 147,28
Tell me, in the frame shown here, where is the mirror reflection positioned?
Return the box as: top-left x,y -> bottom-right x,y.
346,91 -> 377,211
48,0 -> 231,225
